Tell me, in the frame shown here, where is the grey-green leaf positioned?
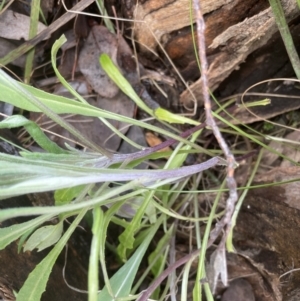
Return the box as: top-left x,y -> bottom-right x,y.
24,222 -> 63,252
16,209 -> 87,301
0,214 -> 56,250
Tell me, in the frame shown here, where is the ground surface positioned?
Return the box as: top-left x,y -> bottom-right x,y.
1,1 -> 300,300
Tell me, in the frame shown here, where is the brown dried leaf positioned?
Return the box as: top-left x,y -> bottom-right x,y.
78,25 -> 137,98
255,166 -> 300,211
207,247 -> 228,293
0,38 -> 26,67
145,132 -> 172,153
0,10 -> 48,40
225,253 -> 282,301
262,130 -> 300,167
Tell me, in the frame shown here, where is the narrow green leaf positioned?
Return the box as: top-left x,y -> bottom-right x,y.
98,203 -> 125,296
0,153 -> 219,199
148,226 -> 173,276
24,0 -> 40,82
154,107 -> 199,125
100,54 -> 199,125
99,54 -> 152,115
97,222 -> 160,301
51,35 -> 88,105
95,0 -> 115,33
89,207 -> 102,301
0,115 -> 67,154
0,181 -> 139,223
268,0 -> 300,79
0,69 -> 110,156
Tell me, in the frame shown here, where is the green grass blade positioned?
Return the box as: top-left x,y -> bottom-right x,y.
0,69 -> 203,148
100,54 -> 199,125
97,222 -> 160,301
0,69 -> 110,155
100,54 -> 153,115
24,0 -> 40,83
99,203 -> 126,296
89,207 -> 102,301
0,115 -> 67,154
154,107 -> 199,125
148,225 -> 173,276
268,0 -> 300,78
51,35 -> 88,104
193,180 -> 226,301
95,0 -> 115,33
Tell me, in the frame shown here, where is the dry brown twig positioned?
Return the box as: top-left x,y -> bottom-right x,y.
137,1 -> 238,300
193,0 -> 238,289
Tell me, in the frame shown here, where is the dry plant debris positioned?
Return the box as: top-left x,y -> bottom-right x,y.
0,10 -> 48,41
1,0 -> 300,300
127,0 -> 300,106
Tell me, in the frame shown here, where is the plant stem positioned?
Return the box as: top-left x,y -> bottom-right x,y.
269,0 -> 300,79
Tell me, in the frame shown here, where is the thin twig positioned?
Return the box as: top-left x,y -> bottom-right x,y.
137,247 -> 205,301
192,0 -> 237,243
137,2 -> 239,299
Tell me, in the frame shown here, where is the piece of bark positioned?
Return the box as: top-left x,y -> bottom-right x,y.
181,0 -> 299,106
223,81 -> 300,125
235,175 -> 300,299
122,0 -> 300,107
225,252 -> 281,301
215,20 -> 299,98
132,0 -> 229,53
164,0 -> 269,81
254,166 -> 300,211
214,21 -> 300,125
